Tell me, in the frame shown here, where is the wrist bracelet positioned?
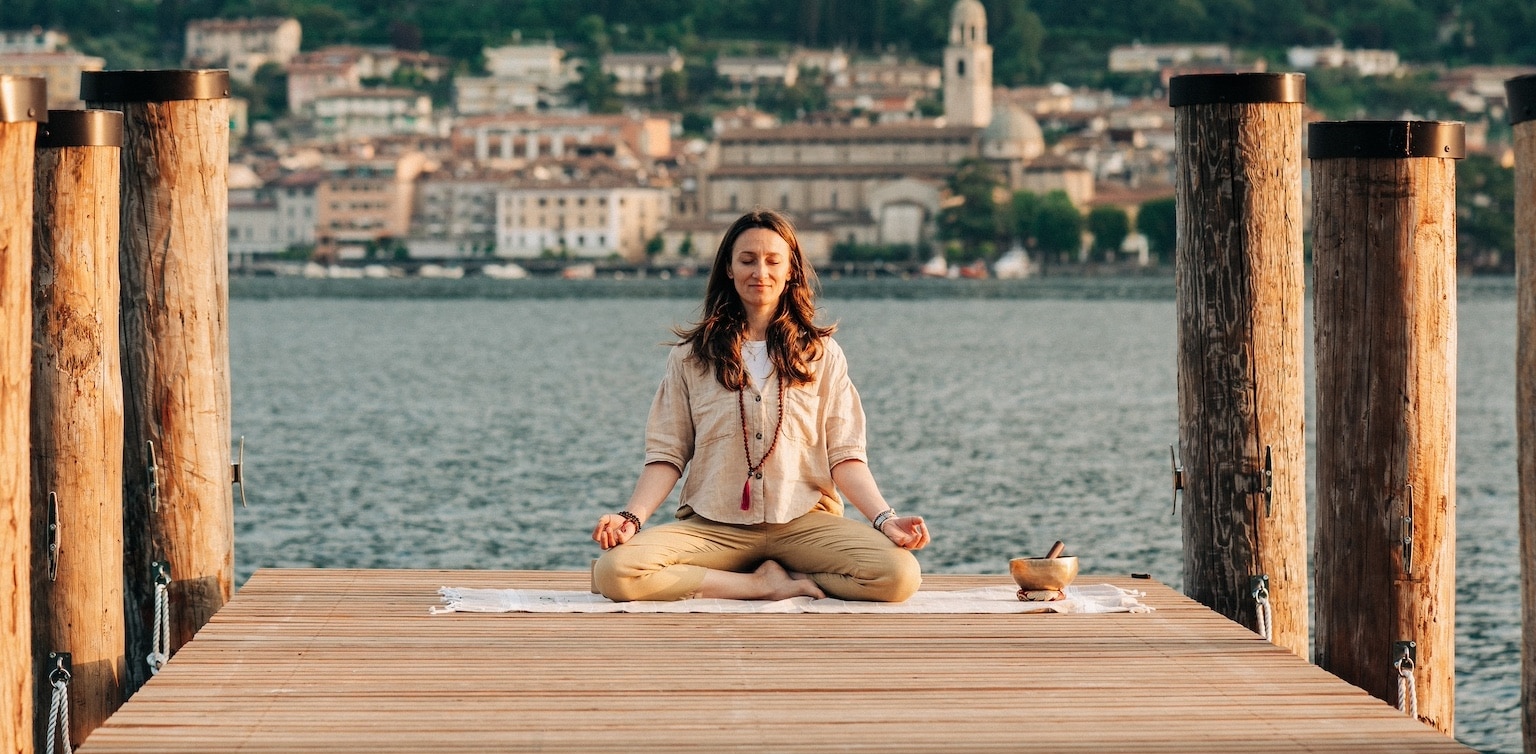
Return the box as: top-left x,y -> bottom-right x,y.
872,509 -> 897,530
617,511 -> 642,531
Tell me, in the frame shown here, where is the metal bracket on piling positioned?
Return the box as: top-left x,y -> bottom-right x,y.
152,559 -> 171,587
1394,640 -> 1416,669
1249,574 -> 1269,600
232,435 -> 246,509
45,652 -> 71,684
1170,444 -> 1184,515
146,440 -> 160,513
1399,485 -> 1414,577
46,492 -> 59,582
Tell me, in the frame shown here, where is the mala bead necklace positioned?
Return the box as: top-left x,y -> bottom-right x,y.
737,375 -> 786,510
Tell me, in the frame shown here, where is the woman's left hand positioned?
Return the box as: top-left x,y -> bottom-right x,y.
879,515 -> 930,550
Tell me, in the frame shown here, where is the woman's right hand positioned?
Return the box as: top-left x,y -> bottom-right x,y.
592,514 -> 639,550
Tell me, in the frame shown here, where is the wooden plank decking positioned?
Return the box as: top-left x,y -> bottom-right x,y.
78,569 -> 1473,752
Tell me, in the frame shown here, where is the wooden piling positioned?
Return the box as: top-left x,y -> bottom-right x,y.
1311,120 -> 1464,734
0,75 -> 46,754
1507,72 -> 1536,754
81,70 -> 232,694
1170,73 -> 1309,658
30,109 -> 125,748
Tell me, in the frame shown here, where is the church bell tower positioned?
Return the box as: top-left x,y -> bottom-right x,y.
943,0 -> 993,128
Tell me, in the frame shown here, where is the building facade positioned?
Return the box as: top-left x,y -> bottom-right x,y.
496,182 -> 669,261
184,17 -> 301,84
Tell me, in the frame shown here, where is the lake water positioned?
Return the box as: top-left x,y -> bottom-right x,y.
229,280 -> 1520,753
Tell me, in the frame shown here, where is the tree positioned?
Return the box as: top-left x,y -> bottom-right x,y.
991,0 -> 1045,85
1088,205 -> 1130,254
571,58 -> 621,114
938,159 -> 1007,260
1457,154 -> 1515,272
1011,191 -> 1041,246
1033,191 -> 1082,259
1136,197 -> 1177,263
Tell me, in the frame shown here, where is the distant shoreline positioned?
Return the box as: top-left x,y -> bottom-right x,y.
229,272 -> 1517,301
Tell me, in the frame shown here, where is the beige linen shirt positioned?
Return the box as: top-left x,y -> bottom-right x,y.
644,337 -> 868,525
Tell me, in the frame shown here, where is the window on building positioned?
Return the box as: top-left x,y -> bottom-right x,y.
830,191 -> 838,209
780,193 -> 788,210
957,59 -> 966,77
730,194 -> 738,211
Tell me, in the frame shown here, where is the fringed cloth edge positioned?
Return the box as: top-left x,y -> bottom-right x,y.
430,583 -> 1152,615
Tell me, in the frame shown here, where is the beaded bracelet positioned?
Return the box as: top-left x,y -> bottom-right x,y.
617,511 -> 642,532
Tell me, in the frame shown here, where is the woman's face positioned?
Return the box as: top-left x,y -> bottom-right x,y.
727,228 -> 793,312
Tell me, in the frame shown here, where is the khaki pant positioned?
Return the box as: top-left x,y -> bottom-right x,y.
592,511 -> 921,602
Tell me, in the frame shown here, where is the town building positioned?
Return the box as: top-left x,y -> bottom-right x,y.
1108,43 -> 1232,73
716,55 -> 799,98
286,45 -> 449,115
454,41 -> 573,114
0,50 -> 104,108
184,17 -> 301,84
271,170 -> 323,250
312,88 -> 438,139
408,164 -> 511,258
1286,43 -> 1400,76
602,50 -> 683,97
315,152 -> 428,259
694,0 -> 1068,258
496,180 -> 670,261
0,28 -> 70,53
451,113 -> 673,165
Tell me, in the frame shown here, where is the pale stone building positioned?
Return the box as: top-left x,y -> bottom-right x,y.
452,113 -> 673,164
602,50 -> 683,97
312,89 -> 436,139
184,17 -> 301,84
1108,43 -> 1232,73
455,42 -> 573,114
496,181 -> 670,261
0,28 -> 70,53
0,50 -> 104,108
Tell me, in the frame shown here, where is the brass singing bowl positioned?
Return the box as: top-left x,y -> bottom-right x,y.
1009,556 -> 1079,591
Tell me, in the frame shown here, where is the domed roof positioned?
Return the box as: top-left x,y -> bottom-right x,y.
981,102 -> 1045,160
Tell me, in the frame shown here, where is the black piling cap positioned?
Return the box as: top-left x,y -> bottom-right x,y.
37,110 -> 124,148
81,70 -> 230,103
1169,73 -> 1306,107
1507,74 -> 1536,126
0,75 -> 47,123
1308,121 -> 1465,160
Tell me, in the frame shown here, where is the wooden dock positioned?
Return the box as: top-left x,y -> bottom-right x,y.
77,569 -> 1473,752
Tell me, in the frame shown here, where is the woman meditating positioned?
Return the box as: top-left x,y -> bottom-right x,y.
591,209 -> 929,602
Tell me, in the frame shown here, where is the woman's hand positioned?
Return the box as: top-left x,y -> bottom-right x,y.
592,514 -> 640,550
879,515 -> 930,550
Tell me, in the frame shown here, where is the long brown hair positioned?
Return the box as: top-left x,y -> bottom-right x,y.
675,210 -> 835,391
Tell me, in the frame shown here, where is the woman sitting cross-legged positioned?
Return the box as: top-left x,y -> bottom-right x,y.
591,209 -> 929,602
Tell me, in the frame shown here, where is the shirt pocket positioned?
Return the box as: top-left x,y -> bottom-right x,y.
781,386 -> 823,446
692,388 -> 741,447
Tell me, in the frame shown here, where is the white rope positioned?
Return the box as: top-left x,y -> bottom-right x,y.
45,671 -> 71,754
148,577 -> 170,674
1396,657 -> 1418,719
1254,591 -> 1273,642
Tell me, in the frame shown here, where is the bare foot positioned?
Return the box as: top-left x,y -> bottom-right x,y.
755,560 -> 825,600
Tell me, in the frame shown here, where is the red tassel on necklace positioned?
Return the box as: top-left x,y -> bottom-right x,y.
741,478 -> 752,510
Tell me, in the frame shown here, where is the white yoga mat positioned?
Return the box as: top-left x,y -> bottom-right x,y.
431,583 -> 1152,615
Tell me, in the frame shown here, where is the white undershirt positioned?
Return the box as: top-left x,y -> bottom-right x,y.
742,340 -> 774,390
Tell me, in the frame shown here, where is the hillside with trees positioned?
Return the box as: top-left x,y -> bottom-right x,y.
3,0 -> 1533,80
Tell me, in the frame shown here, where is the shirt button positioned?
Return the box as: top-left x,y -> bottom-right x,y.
755,395 -> 761,402
756,432 -> 762,439
755,472 -> 763,480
